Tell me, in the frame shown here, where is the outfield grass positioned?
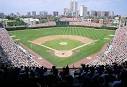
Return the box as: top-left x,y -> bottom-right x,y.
9,27 -> 115,67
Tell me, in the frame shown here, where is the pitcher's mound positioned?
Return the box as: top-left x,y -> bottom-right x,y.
59,42 -> 68,46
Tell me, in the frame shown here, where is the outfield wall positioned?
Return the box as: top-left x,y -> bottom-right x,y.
6,21 -> 117,31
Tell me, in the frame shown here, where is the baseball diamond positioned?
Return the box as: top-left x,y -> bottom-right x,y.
9,27 -> 115,67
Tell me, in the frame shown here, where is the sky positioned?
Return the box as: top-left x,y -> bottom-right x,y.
0,0 -> 127,16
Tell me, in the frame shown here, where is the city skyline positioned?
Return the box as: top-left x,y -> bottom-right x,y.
0,0 -> 127,16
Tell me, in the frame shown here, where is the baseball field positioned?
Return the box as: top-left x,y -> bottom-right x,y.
9,27 -> 115,67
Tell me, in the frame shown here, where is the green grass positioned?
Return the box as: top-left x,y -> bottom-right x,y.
9,27 -> 115,67
43,39 -> 83,50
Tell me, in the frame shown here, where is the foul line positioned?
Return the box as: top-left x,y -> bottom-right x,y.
41,44 -> 57,51
71,40 -> 98,51
39,40 -> 98,52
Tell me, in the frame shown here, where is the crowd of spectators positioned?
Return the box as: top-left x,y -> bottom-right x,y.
30,21 -> 56,28
0,61 -> 127,87
59,17 -> 82,22
89,26 -> 127,65
0,28 -> 39,67
24,18 -> 104,28
59,17 -> 103,27
69,21 -> 103,27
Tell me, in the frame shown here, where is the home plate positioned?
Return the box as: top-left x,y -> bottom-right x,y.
55,50 -> 73,57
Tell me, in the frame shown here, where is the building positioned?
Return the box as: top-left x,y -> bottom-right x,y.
113,16 -> 120,26
21,18 -> 39,27
0,23 -> 4,28
102,11 -> 114,17
90,11 -> 102,17
96,11 -> 102,17
64,8 -> 71,16
27,12 -> 31,17
70,0 -> 78,17
90,11 -> 97,17
64,8 -> 69,16
0,13 -> 4,18
9,13 -> 16,17
16,12 -> 20,17
109,11 -> 114,17
90,11 -> 114,17
53,11 -> 59,17
32,11 -> 36,17
0,19 -> 8,27
39,11 -> 48,17
103,11 -> 110,17
120,17 -> 127,26
79,5 -> 87,17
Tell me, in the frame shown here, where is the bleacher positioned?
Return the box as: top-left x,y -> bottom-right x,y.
89,26 -> 127,66
0,28 -> 39,67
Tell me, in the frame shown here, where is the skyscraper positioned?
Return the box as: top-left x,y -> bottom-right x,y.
32,11 -> 36,17
89,10 -> 114,17
0,13 -> 4,18
79,5 -> 87,17
64,8 -> 72,16
109,11 -> 114,17
53,11 -> 59,17
90,11 -> 97,17
16,12 -> 20,17
70,0 -> 78,17
27,12 -> 31,17
39,11 -> 48,17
